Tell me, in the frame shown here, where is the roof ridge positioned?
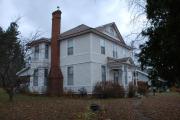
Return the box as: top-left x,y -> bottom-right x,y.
95,22 -> 115,29
61,24 -> 91,34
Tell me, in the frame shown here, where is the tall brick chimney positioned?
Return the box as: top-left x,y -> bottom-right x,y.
48,9 -> 63,96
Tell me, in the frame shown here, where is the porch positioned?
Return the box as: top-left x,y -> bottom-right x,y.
107,57 -> 136,87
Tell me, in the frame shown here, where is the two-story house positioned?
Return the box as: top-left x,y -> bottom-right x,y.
17,9 -> 136,94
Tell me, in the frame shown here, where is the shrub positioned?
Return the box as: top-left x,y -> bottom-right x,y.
17,83 -> 29,94
170,86 -> 180,93
137,81 -> 148,95
78,87 -> 87,97
128,82 -> 137,98
93,81 -> 125,98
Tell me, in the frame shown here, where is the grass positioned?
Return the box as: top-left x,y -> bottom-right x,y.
0,88 -> 180,120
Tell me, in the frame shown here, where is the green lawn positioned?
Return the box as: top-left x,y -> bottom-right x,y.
0,88 -> 180,120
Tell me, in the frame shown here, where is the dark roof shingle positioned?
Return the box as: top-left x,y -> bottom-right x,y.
60,24 -> 91,38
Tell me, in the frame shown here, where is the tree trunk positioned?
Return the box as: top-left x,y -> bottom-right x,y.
5,86 -> 14,102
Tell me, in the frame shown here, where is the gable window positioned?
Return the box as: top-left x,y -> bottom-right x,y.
101,65 -> 106,81
33,69 -> 38,86
100,39 -> 105,54
45,44 -> 49,59
67,66 -> 73,85
67,39 -> 73,55
110,27 -> 114,36
44,68 -> 48,86
34,45 -> 39,60
113,44 -> 118,58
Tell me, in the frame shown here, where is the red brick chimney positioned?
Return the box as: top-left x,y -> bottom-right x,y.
48,9 -> 63,96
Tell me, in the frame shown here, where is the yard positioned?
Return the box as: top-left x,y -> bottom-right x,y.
0,89 -> 180,120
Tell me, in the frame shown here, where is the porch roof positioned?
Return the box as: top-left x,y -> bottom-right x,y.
107,57 -> 135,69
16,67 -> 31,77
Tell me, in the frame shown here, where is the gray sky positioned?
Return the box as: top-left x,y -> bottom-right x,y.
0,0 -> 145,44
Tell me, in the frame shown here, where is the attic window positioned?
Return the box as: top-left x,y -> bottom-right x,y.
110,27 -> 114,36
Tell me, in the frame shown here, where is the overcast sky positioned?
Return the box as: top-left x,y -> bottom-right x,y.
0,0 -> 145,45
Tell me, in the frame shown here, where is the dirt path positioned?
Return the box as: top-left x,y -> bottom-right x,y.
132,98 -> 152,120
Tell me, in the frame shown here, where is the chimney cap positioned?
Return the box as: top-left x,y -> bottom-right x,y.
52,9 -> 61,16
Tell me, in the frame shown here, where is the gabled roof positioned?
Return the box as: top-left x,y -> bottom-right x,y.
135,69 -> 149,76
16,67 -> 30,76
107,57 -> 135,66
27,23 -> 132,50
95,22 -> 125,44
27,37 -> 50,47
60,24 -> 91,38
59,23 -> 132,50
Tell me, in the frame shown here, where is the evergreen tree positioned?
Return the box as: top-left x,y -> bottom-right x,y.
139,0 -> 180,85
0,22 -> 25,101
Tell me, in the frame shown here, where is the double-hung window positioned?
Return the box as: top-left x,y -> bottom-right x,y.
67,66 -> 73,85
113,44 -> 118,58
33,69 -> 38,86
100,39 -> 105,54
101,65 -> 106,81
124,66 -> 128,85
44,69 -> 48,86
34,45 -> 39,60
45,44 -> 49,59
67,39 -> 73,55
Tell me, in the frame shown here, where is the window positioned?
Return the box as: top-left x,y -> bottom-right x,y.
27,57 -> 31,66
101,65 -> 106,81
100,39 -> 105,54
124,66 -> 128,85
45,44 -> 49,59
113,44 -> 118,58
34,45 -> 39,60
110,27 -> 114,36
67,39 -> 73,55
44,69 -> 48,86
33,69 -> 38,86
67,66 -> 73,85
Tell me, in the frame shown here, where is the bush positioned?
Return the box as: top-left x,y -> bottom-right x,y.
170,86 -> 180,93
128,82 -> 137,98
93,81 -> 125,98
137,81 -> 148,95
78,87 -> 87,97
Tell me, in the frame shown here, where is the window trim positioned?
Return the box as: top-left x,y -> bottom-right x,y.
67,39 -> 74,55
100,39 -> 105,54
113,44 -> 118,58
124,66 -> 128,85
45,44 -> 49,59
101,65 -> 106,81
34,45 -> 39,60
44,68 -> 48,86
33,69 -> 38,86
67,66 -> 74,85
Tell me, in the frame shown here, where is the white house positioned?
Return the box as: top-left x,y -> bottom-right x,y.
17,9 -> 139,94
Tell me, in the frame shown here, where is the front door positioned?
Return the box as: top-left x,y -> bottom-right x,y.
113,70 -> 119,83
